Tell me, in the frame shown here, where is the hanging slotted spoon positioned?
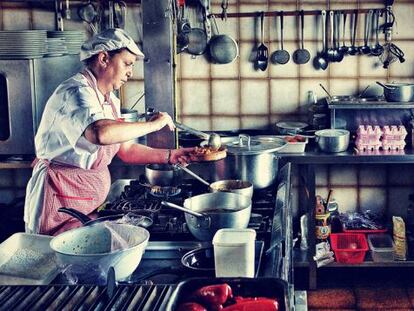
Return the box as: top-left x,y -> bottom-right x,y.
255,11 -> 268,71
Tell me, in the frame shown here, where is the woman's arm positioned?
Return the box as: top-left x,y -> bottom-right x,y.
117,141 -> 194,165
84,112 -> 175,145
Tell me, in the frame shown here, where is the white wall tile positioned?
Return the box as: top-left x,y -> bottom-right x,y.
180,54 -> 210,79
181,80 -> 210,115
122,81 -> 145,112
388,164 -> 414,186
388,41 -> 414,78
212,80 -> 239,114
271,79 -> 299,114
359,187 -> 387,215
392,3 -> 414,40
330,165 -> 358,186
240,80 -> 269,114
241,116 -> 269,129
333,187 -> 358,213
181,117 -> 210,131
315,165 -> 328,186
211,60 -> 239,78
330,79 -> 359,96
388,187 -> 411,219
359,165 -> 387,186
212,117 -> 240,131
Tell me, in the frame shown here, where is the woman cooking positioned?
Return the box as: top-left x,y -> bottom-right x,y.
24,28 -> 195,236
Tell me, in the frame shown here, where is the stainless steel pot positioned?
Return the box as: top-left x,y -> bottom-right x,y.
145,164 -> 181,186
315,129 -> 350,153
50,223 -> 149,281
161,192 -> 251,241
376,81 -> 414,102
176,164 -> 253,199
210,135 -> 286,189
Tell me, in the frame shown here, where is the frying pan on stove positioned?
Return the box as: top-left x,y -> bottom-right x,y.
58,207 -> 153,228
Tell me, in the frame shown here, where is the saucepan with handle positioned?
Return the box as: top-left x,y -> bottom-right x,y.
161,192 -> 251,241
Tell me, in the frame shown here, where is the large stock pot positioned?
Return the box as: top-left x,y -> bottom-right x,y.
205,135 -> 286,189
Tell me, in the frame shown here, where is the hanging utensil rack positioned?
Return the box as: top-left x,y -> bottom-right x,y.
209,8 -> 387,18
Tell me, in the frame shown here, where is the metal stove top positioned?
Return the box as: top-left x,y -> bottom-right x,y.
102,176 -> 276,242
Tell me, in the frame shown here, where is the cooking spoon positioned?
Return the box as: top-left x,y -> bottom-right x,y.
175,122 -> 221,150
359,10 -> 373,55
313,10 -> 328,70
255,11 -> 268,71
370,9 -> 384,56
292,10 -> 310,64
161,201 -> 206,218
332,11 -> 344,62
271,11 -> 290,65
348,10 -> 359,55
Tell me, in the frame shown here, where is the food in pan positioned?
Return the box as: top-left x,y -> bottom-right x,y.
189,146 -> 227,162
177,283 -> 280,311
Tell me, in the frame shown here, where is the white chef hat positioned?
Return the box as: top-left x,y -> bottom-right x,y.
80,28 -> 144,61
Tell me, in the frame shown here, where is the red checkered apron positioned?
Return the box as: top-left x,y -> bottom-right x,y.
38,70 -> 120,235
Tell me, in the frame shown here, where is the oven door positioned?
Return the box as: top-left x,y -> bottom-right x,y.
0,56 -> 82,155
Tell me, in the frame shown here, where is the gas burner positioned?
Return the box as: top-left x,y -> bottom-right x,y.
105,177 -> 276,241
107,197 -> 162,213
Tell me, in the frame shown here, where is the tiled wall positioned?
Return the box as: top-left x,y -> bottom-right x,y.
175,0 -> 414,218
1,1 -> 414,223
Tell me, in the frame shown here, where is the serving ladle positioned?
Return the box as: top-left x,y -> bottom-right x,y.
370,9 -> 384,57
339,12 -> 348,55
175,122 -> 221,150
313,10 -> 328,70
348,10 -> 359,55
359,10 -> 373,55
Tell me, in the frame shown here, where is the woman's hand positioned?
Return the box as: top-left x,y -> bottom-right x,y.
169,147 -> 196,165
149,112 -> 175,131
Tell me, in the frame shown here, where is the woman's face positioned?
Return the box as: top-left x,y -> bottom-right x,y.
102,49 -> 137,92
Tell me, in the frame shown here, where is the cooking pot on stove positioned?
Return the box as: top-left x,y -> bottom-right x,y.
145,164 -> 181,186
161,192 -> 251,241
205,134 -> 286,189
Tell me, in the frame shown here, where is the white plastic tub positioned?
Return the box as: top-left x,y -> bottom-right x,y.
212,228 -> 256,277
0,233 -> 59,285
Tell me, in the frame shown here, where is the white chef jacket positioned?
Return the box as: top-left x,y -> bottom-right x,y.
24,68 -> 121,233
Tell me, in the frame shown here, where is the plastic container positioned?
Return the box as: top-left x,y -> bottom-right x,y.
330,233 -> 368,264
276,136 -> 309,153
165,277 -> 288,311
0,233 -> 59,285
367,233 -> 395,262
212,228 -> 256,277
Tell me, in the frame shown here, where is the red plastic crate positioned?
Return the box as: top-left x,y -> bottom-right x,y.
330,233 -> 369,264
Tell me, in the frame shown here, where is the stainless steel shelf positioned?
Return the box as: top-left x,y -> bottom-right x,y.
328,101 -> 414,109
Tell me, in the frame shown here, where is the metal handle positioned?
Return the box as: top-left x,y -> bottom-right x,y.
376,81 -> 395,90
175,164 -> 211,186
321,10 -> 326,52
58,207 -> 91,224
237,134 -> 251,148
175,122 -> 210,139
161,201 -> 205,218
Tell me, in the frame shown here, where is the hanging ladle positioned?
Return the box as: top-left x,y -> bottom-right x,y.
359,10 -> 373,55
370,9 -> 384,56
313,10 -> 328,70
175,122 -> 221,150
348,10 -> 359,55
339,11 -> 348,55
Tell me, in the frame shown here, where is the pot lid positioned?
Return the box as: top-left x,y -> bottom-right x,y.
224,134 -> 287,155
276,121 -> 308,130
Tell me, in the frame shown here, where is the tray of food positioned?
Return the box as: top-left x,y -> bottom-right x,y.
166,277 -> 288,311
0,233 -> 59,285
189,146 -> 227,162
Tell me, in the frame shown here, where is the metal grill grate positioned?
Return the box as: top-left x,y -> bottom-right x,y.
0,284 -> 174,311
